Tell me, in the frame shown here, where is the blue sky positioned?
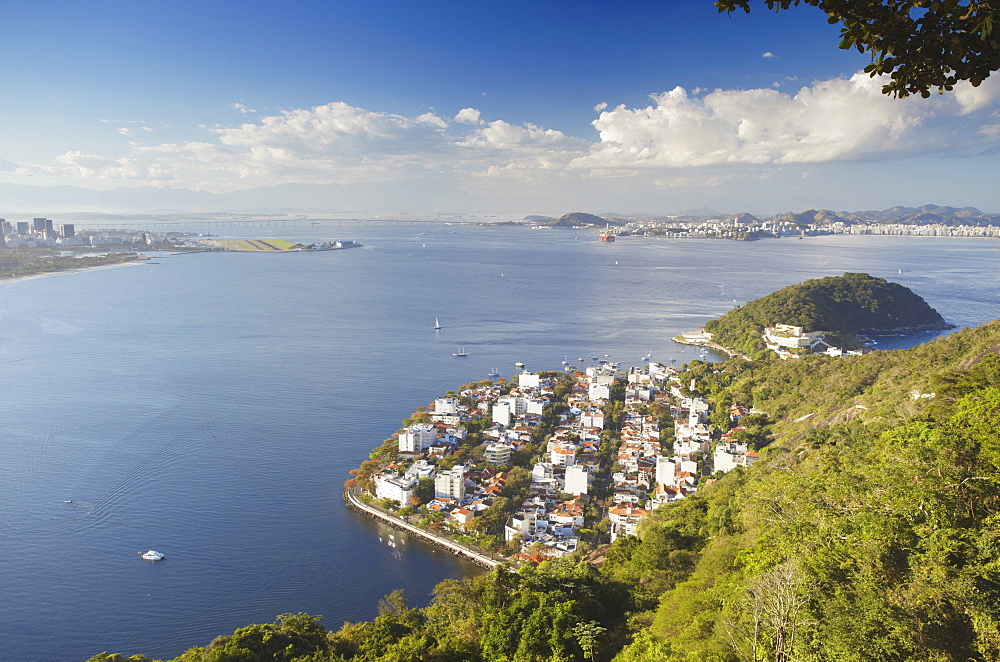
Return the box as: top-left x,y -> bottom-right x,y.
2,0 -> 998,215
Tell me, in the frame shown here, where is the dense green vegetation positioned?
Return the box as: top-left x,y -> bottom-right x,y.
0,248 -> 142,280
88,318 -> 1000,661
545,212 -> 621,228
703,272 -> 948,358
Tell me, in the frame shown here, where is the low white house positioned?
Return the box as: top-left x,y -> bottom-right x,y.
713,442 -> 761,473
763,324 -> 827,354
505,507 -> 549,540
375,473 -> 417,505
608,505 -> 650,541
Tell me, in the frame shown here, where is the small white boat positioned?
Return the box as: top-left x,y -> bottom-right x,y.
434,317 -> 442,330
514,361 -> 525,369
139,550 -> 165,561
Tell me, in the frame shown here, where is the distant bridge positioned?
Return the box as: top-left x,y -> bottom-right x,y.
82,218 -> 489,230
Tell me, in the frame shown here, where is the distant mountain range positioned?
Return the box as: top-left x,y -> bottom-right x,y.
768,205 -> 1000,227
1,181 -> 997,225
527,205 -> 1000,228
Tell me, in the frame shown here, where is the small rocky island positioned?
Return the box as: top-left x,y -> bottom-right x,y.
678,273 -> 952,359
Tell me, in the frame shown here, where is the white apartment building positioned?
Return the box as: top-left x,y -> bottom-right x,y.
434,464 -> 467,500
588,383 -> 611,401
656,456 -> 698,486
398,423 -> 437,454
564,464 -> 589,496
550,445 -> 576,467
517,372 -> 541,389
434,397 -> 459,414
484,442 -> 513,465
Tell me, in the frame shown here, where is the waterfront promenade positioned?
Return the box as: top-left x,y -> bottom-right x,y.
343,485 -> 506,569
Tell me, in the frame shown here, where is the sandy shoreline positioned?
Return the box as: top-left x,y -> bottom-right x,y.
0,258 -> 146,286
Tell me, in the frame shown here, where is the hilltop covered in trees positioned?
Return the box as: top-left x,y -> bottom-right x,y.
534,212 -> 623,228
87,316 -> 1000,662
703,272 -> 950,358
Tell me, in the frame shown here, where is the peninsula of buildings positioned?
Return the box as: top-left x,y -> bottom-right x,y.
0,216 -> 362,281
349,360 -> 762,564
526,204 -> 1000,240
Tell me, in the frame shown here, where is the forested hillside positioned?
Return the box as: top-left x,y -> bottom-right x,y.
88,320 -> 1000,662
613,320 -> 1000,661
703,273 -> 950,358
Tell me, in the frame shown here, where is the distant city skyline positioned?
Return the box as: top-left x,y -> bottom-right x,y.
2,1 -> 999,215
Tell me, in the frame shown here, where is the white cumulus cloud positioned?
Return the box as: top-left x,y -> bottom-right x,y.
454,108 -> 483,125
575,73 -> 972,170
416,112 -> 448,128
18,71 -> 1000,195
952,75 -> 1000,114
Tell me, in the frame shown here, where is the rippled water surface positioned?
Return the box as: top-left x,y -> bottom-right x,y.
1,224 -> 997,660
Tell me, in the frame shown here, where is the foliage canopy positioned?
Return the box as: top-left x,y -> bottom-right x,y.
703,272 -> 948,357
716,0 -> 1000,97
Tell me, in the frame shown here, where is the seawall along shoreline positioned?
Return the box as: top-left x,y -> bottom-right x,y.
342,485 -> 506,570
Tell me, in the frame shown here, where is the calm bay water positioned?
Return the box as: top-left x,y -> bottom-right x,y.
1,224 -> 997,661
